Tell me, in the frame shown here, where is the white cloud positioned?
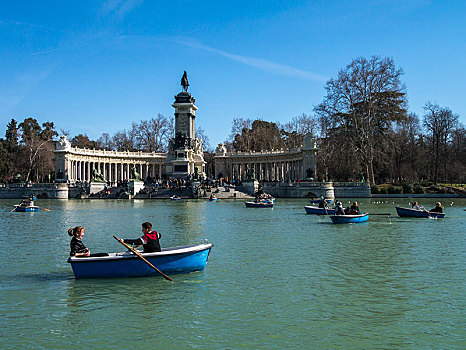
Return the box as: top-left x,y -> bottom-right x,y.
172,38 -> 328,82
100,0 -> 144,20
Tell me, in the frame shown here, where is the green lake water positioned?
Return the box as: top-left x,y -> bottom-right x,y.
0,198 -> 465,349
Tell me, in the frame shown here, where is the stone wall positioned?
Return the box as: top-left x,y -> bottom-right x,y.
0,183 -> 69,199
261,181 -> 371,198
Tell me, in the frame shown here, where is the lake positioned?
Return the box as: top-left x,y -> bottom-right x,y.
1,198 -> 465,349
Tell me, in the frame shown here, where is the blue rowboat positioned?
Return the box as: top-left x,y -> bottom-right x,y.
304,205 -> 335,215
170,195 -> 181,201
310,199 -> 332,205
395,206 -> 445,218
68,243 -> 213,279
245,200 -> 273,208
13,205 -> 39,212
209,197 -> 218,202
330,213 -> 369,224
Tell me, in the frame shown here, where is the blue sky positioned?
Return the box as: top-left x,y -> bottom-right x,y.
1,0 -> 465,148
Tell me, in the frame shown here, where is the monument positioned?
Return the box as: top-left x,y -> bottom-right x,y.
128,166 -> 144,195
165,71 -> 206,179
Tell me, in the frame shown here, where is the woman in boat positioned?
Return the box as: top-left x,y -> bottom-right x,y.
118,222 -> 162,253
68,226 -> 90,257
429,202 -> 443,213
411,201 -> 425,211
349,201 -> 360,214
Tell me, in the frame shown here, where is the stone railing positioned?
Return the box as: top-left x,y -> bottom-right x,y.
57,147 -> 167,159
221,147 -> 303,157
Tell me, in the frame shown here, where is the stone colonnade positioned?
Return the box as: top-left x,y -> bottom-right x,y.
214,148 -> 311,182
55,148 -> 166,185
224,159 -> 304,182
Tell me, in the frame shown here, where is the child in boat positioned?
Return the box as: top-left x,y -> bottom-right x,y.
429,202 -> 443,213
118,222 -> 162,253
68,226 -> 90,257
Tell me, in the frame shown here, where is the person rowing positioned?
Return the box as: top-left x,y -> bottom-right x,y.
335,202 -> 345,215
117,222 -> 162,253
429,202 -> 444,213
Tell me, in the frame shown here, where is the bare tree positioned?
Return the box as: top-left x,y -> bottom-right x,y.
315,56 -> 407,185
19,118 -> 58,183
423,102 -> 459,184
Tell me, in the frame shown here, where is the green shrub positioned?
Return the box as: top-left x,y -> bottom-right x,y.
413,184 -> 424,194
402,183 -> 413,194
371,185 -> 379,194
379,187 -> 388,194
387,185 -> 402,194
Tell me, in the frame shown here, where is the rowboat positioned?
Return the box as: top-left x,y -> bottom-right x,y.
304,205 -> 335,215
245,200 -> 274,208
13,205 -> 39,212
310,199 -> 332,205
209,197 -> 218,202
330,213 -> 369,224
68,243 -> 213,279
395,206 -> 445,218
170,195 -> 181,201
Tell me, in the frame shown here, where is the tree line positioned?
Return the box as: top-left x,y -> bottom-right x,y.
1,55 -> 464,185
226,56 -> 465,185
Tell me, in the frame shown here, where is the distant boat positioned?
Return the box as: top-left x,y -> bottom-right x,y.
209,197 -> 218,202
12,195 -> 39,212
245,200 -> 273,208
310,199 -> 333,205
395,206 -> 445,218
68,243 -> 213,279
304,205 -> 335,215
13,204 -> 39,212
330,213 -> 369,224
170,195 -> 181,201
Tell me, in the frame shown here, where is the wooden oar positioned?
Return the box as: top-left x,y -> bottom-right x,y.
40,207 -> 52,211
10,207 -> 17,212
113,235 -> 173,282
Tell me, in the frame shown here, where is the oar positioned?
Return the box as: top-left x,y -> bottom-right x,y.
10,207 -> 17,212
40,207 -> 52,211
113,235 -> 173,282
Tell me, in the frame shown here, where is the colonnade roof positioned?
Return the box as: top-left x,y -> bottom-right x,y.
54,147 -> 167,159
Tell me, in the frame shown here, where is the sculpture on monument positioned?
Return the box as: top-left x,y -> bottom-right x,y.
181,71 -> 189,92
92,168 -> 105,183
246,167 -> 256,181
130,166 -> 141,181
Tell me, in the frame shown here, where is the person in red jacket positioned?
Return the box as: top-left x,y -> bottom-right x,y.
119,222 -> 162,253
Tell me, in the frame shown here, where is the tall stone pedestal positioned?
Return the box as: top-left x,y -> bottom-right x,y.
191,180 -> 201,198
238,179 -> 259,196
128,180 -> 144,195
90,182 -> 106,195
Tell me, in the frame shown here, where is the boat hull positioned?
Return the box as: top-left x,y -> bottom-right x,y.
209,198 -> 218,202
395,207 -> 445,218
68,243 -> 213,279
304,206 -> 335,215
245,201 -> 273,208
330,213 -> 369,224
14,205 -> 39,212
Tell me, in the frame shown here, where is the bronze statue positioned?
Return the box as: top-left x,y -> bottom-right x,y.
130,166 -> 140,181
92,168 -> 105,183
181,71 -> 189,92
